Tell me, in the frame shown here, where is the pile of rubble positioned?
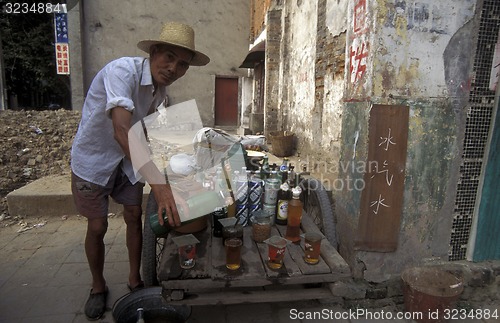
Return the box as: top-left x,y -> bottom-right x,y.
0,109 -> 81,216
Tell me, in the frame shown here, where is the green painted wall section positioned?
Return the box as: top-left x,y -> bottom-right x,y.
403,100 -> 457,223
337,102 -> 370,219
336,99 -> 460,270
473,100 -> 500,261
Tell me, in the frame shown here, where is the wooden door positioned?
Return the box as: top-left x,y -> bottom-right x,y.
215,77 -> 238,126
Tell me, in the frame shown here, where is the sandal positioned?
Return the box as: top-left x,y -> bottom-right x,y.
84,287 -> 108,321
127,281 -> 144,292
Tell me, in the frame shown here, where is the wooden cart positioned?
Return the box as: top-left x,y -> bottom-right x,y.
143,177 -> 351,306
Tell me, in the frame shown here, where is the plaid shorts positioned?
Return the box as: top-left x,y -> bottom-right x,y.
71,166 -> 144,219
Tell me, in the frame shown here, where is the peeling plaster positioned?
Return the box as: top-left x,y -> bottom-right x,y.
339,0 -> 477,276
326,0 -> 348,36
370,0 -> 476,99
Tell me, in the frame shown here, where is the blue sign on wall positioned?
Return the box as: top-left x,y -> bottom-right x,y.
54,10 -> 70,75
54,13 -> 68,44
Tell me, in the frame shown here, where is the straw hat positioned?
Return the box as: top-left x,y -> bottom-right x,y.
137,22 -> 210,66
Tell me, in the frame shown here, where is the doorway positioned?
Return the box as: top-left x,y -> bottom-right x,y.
214,77 -> 238,127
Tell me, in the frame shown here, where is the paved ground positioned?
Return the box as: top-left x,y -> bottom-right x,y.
0,213 -> 498,323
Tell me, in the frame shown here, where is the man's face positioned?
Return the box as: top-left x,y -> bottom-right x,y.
150,45 -> 193,86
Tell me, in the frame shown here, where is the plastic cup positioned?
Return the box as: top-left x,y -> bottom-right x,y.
178,244 -> 196,269
171,234 -> 200,269
265,236 -> 288,269
225,238 -> 243,270
303,232 -> 322,265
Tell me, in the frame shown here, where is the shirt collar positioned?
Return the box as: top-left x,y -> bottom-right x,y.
140,58 -> 153,86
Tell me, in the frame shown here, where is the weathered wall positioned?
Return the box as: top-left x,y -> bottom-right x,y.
251,0 -> 272,41
267,0 -> 346,182
264,7 -> 282,134
315,0 -> 349,177
373,0 -> 476,99
280,0 -> 322,146
336,0 -> 478,281
70,0 -> 249,126
67,3 -> 84,112
285,0 -> 318,142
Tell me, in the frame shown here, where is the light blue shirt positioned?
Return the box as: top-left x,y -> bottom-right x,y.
71,57 -> 167,186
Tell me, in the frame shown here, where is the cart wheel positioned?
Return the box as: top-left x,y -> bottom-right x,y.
142,194 -> 166,287
112,287 -> 191,323
299,177 -> 338,249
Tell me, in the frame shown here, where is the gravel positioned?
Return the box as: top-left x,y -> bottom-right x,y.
0,109 -> 81,215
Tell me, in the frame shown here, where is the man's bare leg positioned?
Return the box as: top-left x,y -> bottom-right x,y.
123,204 -> 143,289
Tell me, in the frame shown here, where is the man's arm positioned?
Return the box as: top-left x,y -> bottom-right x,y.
111,106 -> 182,227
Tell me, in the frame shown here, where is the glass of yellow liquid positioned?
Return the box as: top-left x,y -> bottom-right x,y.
303,232 -> 322,265
225,238 -> 243,270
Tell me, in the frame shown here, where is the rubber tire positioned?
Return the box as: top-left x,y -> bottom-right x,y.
112,287 -> 191,323
299,178 -> 338,249
142,194 -> 164,287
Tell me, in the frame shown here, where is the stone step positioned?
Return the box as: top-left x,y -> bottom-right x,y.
6,174 -> 151,217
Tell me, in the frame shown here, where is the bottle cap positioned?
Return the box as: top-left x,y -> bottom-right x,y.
280,182 -> 290,190
291,186 -> 302,198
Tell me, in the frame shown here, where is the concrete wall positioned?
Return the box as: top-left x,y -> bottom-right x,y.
335,0 -> 478,281
67,3 -> 84,112
263,0 -> 346,181
69,0 -> 250,126
284,0 -> 318,141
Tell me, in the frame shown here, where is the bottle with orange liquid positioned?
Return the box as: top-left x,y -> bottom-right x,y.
285,186 -> 302,242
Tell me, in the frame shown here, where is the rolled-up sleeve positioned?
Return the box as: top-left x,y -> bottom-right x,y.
104,61 -> 137,116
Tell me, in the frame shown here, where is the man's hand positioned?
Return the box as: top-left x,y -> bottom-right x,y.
150,184 -> 186,227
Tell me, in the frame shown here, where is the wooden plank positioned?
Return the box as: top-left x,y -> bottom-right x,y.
355,104 -> 409,252
272,225 -> 302,277
162,286 -> 335,305
162,270 -> 344,292
240,226 -> 267,277
157,235 -> 178,281
256,226 -> 281,279
158,227 -> 212,281
210,226 -> 266,282
286,233 -> 332,275
301,215 -> 351,276
158,208 -> 351,306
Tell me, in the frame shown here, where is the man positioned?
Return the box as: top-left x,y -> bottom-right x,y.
70,22 -> 210,320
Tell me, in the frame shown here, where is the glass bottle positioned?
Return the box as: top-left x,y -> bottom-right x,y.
275,182 -> 291,225
279,157 -> 289,184
212,206 -> 226,237
149,190 -> 223,237
264,170 -> 280,207
261,155 -> 270,180
287,164 -> 296,187
285,186 -> 303,243
220,158 -> 236,217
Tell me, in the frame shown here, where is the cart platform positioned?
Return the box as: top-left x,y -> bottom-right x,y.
156,212 -> 350,306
